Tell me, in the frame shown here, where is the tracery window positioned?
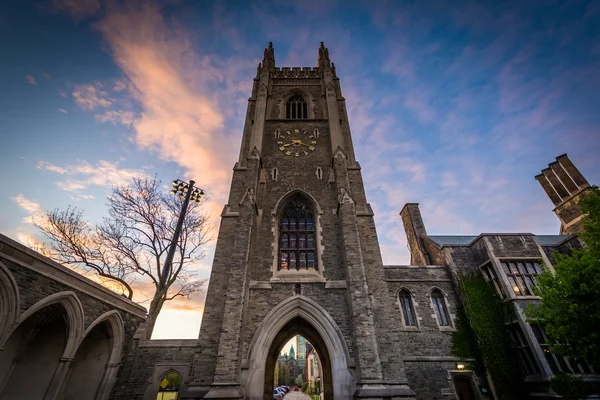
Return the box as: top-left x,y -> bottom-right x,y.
279,196 -> 316,271
398,289 -> 417,327
431,289 -> 451,327
286,95 -> 308,119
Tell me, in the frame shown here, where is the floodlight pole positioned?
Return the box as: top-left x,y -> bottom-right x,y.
160,179 -> 196,288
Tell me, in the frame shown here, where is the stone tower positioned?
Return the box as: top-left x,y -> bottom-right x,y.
184,42 -> 415,400
535,154 -> 592,234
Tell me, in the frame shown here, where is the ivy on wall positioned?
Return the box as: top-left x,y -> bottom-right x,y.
451,272 -> 524,399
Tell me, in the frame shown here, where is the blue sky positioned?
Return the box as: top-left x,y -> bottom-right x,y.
1,0 -> 599,339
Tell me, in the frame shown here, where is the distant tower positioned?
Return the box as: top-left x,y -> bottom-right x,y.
289,345 -> 295,360
297,336 -> 307,360
535,154 -> 592,235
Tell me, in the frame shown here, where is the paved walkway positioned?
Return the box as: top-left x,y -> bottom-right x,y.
282,392 -> 310,399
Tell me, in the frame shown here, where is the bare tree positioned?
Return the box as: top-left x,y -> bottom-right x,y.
35,176 -> 211,338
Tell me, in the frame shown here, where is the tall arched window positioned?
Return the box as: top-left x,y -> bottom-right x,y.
398,289 -> 417,327
286,95 -> 308,119
431,289 -> 451,327
279,196 -> 316,271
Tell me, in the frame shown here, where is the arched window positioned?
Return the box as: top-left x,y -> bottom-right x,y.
398,289 -> 417,327
279,196 -> 316,271
431,289 -> 451,327
286,95 -> 308,119
157,370 -> 181,399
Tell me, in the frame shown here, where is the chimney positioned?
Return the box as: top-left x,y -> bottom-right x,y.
536,154 -> 592,235
400,203 -> 431,265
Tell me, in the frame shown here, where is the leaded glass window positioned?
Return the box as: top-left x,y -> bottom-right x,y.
431,289 -> 451,327
399,289 -> 417,327
286,95 -> 308,119
501,261 -> 542,296
279,196 -> 316,270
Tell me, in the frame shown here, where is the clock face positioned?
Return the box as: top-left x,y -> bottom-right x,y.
276,128 -> 317,157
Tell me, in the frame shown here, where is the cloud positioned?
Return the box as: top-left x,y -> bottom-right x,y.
25,75 -> 37,85
51,0 -> 100,21
13,194 -> 44,225
58,108 -> 68,114
95,110 -> 136,125
37,160 -> 145,192
93,2 -> 239,202
37,161 -> 68,174
14,194 -> 41,214
72,82 -> 113,110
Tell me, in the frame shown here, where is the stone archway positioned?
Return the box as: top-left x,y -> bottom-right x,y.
243,295 -> 355,400
264,317 -> 332,399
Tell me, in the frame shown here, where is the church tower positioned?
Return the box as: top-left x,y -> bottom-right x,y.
186,43 -> 416,400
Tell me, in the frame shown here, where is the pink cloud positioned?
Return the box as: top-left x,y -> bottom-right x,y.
25,75 -> 37,85
94,2 -> 236,203
72,82 -> 113,110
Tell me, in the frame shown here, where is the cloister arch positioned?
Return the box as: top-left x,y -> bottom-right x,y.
243,295 -> 355,399
12,291 -> 85,358
0,300 -> 75,399
0,261 -> 19,349
59,310 -> 125,400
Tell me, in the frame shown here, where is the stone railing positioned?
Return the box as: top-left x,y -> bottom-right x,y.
274,67 -> 320,79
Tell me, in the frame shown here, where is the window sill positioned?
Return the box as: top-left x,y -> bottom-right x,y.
438,326 -> 455,332
271,268 -> 325,283
399,327 -> 421,332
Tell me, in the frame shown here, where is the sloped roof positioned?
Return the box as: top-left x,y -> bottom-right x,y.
535,235 -> 574,246
426,234 -> 575,248
426,236 -> 478,246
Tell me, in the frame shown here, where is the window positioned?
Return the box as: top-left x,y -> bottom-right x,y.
316,167 -> 322,180
508,323 -> 540,376
156,370 -> 181,400
530,324 -> 594,374
286,95 -> 308,119
272,168 -> 278,180
314,128 -> 320,138
398,289 -> 417,327
431,289 -> 451,327
279,196 -> 316,271
501,261 -> 542,296
481,263 -> 505,298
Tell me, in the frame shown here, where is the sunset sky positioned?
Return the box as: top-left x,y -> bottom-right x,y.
1,0 -> 599,339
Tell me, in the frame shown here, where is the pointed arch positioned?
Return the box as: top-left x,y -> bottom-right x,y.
271,189 -> 323,217
81,310 -> 125,364
0,261 -> 19,349
243,295 -> 355,399
277,88 -> 315,119
13,291 -> 85,357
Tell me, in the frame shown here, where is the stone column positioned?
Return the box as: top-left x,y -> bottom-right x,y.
334,153 -> 415,399
95,362 -> 121,400
43,357 -> 73,400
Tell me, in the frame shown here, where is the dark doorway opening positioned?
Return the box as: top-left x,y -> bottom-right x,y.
453,375 -> 476,400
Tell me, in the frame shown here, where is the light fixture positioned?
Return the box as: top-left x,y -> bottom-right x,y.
456,363 -> 465,370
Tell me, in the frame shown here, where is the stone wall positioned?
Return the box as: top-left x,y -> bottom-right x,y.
0,233 -> 146,400
112,339 -> 199,400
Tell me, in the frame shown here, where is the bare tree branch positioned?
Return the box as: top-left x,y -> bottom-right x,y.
34,176 -> 212,337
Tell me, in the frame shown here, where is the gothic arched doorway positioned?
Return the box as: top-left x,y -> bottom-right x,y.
243,295 -> 355,400
264,317 -> 332,400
